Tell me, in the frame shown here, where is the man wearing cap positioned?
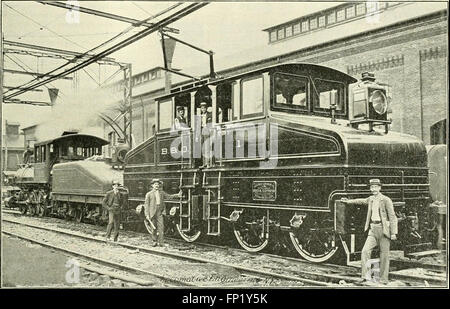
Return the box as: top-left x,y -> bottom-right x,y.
174,106 -> 187,130
341,179 -> 398,284
102,180 -> 126,242
199,102 -> 212,128
144,179 -> 182,247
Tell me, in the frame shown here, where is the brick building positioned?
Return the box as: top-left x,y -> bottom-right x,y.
1,120 -> 25,173
107,2 -> 447,146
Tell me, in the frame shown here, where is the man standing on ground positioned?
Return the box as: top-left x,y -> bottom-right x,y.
103,180 -> 126,242
144,179 -> 182,247
341,178 -> 398,284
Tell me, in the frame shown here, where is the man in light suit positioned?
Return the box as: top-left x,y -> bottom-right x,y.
342,179 -> 398,284
144,179 -> 182,247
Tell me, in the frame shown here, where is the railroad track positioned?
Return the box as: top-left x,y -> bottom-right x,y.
2,211 -> 446,287
2,217 -> 334,287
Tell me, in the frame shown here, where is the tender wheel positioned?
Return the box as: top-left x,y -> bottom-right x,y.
176,223 -> 202,242
289,215 -> 339,263
233,210 -> 269,252
75,208 -> 83,223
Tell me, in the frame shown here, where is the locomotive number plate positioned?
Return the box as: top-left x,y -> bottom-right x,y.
252,181 -> 277,201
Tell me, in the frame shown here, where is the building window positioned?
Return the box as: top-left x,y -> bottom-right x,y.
336,9 -> 345,22
327,12 -> 336,24
270,31 -> 277,42
277,28 -> 285,40
356,3 -> 366,15
346,6 -> 355,18
151,71 -> 157,80
285,25 -> 292,37
301,20 -> 309,32
378,2 -> 387,10
318,16 -> 326,27
293,23 -> 301,35
143,73 -> 149,82
310,17 -> 317,30
366,1 -> 377,13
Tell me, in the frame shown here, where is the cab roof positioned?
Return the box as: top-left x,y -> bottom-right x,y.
35,133 -> 109,147
155,62 -> 357,101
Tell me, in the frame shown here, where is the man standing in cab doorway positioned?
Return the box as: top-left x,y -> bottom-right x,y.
199,101 -> 212,128
103,180 -> 126,242
144,179 -> 182,247
341,179 -> 398,284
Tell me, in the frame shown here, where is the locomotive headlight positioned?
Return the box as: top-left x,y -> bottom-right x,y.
370,90 -> 388,115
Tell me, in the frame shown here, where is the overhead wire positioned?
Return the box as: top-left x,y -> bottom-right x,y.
4,2 -> 206,100
4,2 -> 184,95
4,53 -> 67,98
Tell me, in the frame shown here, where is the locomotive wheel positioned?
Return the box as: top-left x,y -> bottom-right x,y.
289,216 -> 339,263
176,223 -> 202,243
28,204 -> 36,216
37,204 -> 46,217
19,204 -> 27,215
233,211 -> 269,252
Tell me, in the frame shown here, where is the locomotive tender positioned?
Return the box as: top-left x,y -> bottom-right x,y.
11,132 -> 126,223
124,62 -> 433,263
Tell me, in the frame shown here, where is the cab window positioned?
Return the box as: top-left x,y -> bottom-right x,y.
272,73 -> 308,112
313,78 -> 345,114
159,99 -> 173,131
241,76 -> 263,118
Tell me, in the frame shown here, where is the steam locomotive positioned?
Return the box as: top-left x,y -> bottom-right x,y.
8,132 -> 128,224
124,62 -> 436,263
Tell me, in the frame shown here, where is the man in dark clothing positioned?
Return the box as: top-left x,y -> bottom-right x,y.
102,180 -> 126,242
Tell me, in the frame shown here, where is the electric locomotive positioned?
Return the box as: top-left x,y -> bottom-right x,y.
124,62 -> 433,263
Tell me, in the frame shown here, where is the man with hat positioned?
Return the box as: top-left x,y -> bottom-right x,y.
174,106 -> 187,130
199,102 -> 212,128
144,179 -> 182,247
341,179 -> 398,284
102,180 -> 126,242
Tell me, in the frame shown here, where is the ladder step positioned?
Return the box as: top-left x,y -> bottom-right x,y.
207,201 -> 219,205
180,185 -> 196,188
208,216 -> 220,220
203,185 -> 221,189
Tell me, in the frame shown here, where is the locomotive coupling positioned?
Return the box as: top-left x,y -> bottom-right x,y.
290,213 -> 306,228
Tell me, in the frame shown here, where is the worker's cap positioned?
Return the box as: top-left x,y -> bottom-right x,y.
112,180 -> 120,186
200,102 -> 208,107
176,106 -> 184,111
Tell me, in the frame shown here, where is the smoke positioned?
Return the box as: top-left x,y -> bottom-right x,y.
34,87 -> 123,141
